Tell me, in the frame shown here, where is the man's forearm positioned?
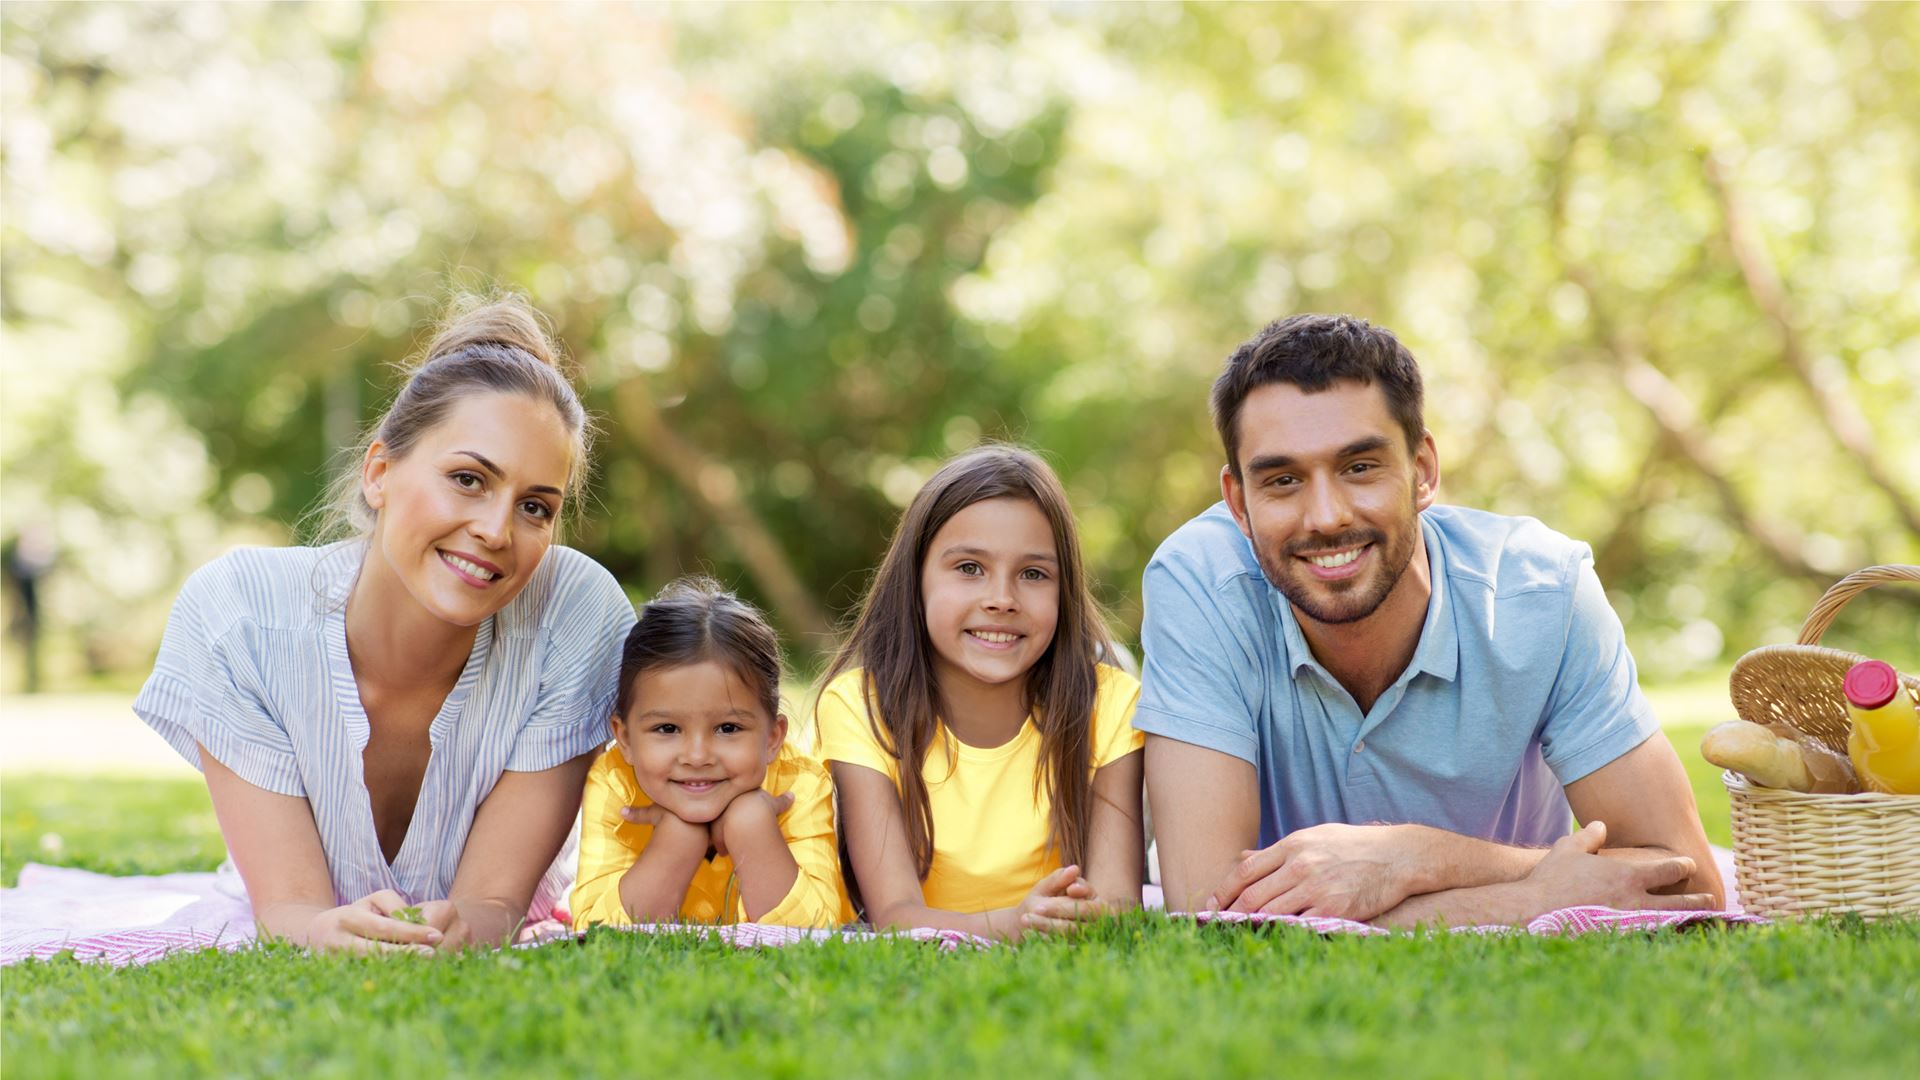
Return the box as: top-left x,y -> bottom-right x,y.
1372,878 -> 1544,930
1391,824 -> 1547,894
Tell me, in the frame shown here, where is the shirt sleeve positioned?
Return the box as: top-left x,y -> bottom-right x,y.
754,755 -> 850,928
1090,665 -> 1145,770
508,555 -> 635,773
812,673 -> 901,783
131,560 -> 305,797
1132,552 -> 1266,765
571,749 -> 644,930
1537,556 -> 1662,785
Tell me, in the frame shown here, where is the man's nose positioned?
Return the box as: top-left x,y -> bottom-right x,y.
1302,478 -> 1354,536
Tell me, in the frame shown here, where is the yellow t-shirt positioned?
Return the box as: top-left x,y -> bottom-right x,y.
571,743 -> 852,929
814,663 -> 1143,913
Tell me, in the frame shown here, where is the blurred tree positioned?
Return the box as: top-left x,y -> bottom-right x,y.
2,2 -> 1915,689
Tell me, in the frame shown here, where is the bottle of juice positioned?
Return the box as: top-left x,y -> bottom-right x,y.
1843,659 -> 1920,795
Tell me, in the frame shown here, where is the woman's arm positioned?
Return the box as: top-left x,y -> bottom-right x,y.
200,745 -> 441,952
832,762 -> 1094,940
427,751 -> 596,949
1081,749 -> 1144,909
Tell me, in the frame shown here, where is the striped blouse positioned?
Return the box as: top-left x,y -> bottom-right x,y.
133,541 -> 634,907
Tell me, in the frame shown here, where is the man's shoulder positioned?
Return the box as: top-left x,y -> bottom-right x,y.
1146,501 -> 1264,588
1427,504 -> 1590,601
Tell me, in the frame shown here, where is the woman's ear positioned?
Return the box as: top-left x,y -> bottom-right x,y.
765,711 -> 789,763
361,440 -> 391,512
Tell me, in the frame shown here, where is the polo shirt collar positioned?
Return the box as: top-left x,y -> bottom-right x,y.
1272,511 -> 1459,685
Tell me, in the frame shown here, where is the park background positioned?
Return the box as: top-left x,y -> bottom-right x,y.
2,6 -> 1918,1078
3,2 -> 1917,702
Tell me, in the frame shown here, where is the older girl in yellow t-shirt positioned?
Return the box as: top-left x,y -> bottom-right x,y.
573,579 -> 849,929
815,446 -> 1144,941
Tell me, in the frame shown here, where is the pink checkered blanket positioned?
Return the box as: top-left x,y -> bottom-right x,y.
1,847 -> 1759,967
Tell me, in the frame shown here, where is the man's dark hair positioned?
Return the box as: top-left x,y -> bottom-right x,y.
1211,314 -> 1426,476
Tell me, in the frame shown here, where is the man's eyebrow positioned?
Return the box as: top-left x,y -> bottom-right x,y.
940,544 -> 1058,564
1244,436 -> 1393,475
453,450 -> 563,497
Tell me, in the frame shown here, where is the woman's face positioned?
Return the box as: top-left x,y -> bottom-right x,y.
361,391 -> 573,627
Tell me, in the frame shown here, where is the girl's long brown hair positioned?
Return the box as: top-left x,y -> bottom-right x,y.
819,445 -> 1110,879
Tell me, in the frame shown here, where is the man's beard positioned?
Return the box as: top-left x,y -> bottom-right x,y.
1253,517 -> 1418,626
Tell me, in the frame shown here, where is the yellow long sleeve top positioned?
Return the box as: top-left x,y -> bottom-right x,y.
571,743 -> 852,930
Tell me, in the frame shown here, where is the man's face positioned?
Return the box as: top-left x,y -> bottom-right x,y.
1222,380 -> 1438,626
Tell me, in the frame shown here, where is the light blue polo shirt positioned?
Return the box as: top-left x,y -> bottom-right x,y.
1135,502 -> 1659,849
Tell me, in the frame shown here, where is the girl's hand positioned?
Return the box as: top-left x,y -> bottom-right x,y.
620,793 -> 794,858
1015,865 -> 1108,937
304,889 -> 443,954
709,790 -> 795,858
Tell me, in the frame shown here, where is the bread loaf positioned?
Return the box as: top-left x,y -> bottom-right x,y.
1700,720 -> 1859,794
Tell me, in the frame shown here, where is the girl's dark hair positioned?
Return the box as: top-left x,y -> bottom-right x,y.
310,291 -> 594,542
818,444 -> 1110,879
615,576 -> 784,726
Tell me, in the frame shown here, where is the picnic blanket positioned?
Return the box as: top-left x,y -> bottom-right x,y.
1,847 -> 1755,967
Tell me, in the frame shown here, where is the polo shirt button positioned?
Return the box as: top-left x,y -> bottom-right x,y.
1353,741 -> 1365,753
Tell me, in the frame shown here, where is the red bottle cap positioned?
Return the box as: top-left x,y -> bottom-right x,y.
1843,660 -> 1901,710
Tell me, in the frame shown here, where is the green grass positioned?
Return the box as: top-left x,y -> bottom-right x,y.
7,680 -> 1906,1078
5,910 -> 1916,1078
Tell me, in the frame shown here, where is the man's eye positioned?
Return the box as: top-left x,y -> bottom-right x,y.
1348,462 -> 1375,475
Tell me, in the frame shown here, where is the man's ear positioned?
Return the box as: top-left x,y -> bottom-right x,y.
1220,464 -> 1255,541
361,440 -> 391,512
766,711 -> 789,764
1412,431 -> 1441,512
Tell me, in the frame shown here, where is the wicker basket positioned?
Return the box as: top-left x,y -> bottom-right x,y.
1723,565 -> 1920,919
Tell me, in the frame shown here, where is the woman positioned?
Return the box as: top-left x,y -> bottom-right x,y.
135,294 -> 633,952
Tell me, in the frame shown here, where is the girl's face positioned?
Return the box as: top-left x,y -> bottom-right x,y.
919,496 -> 1061,697
612,660 -> 787,825
361,392 -> 572,628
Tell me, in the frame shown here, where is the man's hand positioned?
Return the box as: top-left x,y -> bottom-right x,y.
1209,822 -> 1418,921
1522,821 -> 1717,916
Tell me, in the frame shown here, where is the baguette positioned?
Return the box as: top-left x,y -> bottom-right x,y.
1699,720 -> 1859,794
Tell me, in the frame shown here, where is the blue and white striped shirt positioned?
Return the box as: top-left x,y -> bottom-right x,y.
134,541 -> 634,906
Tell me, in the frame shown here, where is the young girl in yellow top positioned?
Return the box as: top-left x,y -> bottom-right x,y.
573,578 -> 849,929
815,445 -> 1144,941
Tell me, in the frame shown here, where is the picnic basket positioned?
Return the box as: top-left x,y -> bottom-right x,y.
1723,564 -> 1920,919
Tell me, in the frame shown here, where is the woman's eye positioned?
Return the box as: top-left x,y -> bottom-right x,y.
520,499 -> 553,520
452,471 -> 483,490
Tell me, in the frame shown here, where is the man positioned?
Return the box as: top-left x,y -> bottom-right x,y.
1138,314 -> 1721,926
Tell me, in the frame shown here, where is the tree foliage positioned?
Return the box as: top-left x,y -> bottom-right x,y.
2,2 -> 1915,688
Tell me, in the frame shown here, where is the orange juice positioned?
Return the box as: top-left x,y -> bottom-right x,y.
1843,660 -> 1920,795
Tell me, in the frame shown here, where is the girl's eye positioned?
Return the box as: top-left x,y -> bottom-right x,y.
717,722 -> 744,735
957,561 -> 984,576
651,723 -> 678,735
1020,567 -> 1050,581
520,499 -> 554,520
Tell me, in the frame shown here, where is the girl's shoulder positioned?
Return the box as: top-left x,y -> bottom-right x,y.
1092,661 -> 1142,704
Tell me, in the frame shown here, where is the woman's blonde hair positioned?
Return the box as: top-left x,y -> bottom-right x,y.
307,292 -> 595,542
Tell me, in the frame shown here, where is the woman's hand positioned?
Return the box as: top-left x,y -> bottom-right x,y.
1011,864 -> 1108,938
303,889 -> 444,954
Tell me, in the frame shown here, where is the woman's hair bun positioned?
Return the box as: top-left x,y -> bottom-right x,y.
419,292 -> 566,373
